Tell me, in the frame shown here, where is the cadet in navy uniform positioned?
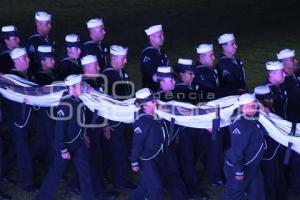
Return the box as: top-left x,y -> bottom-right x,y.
222,93 -> 266,200
31,45 -> 56,167
215,33 -> 247,92
174,59 -> 209,200
0,25 -> 20,74
82,18 -> 108,69
27,11 -> 54,74
4,48 -> 35,191
141,24 -> 169,91
130,88 -> 187,200
102,45 -> 134,190
56,34 -> 82,80
35,74 -> 93,200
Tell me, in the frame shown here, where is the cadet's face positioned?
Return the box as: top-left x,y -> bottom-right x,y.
15,54 -> 30,71
68,47 -> 81,59
161,77 -> 175,91
199,50 -> 215,66
36,21 -> 51,36
70,82 -> 83,96
111,55 -> 127,69
269,69 -> 286,85
241,101 -> 258,116
143,101 -> 157,114
41,57 -> 55,70
282,57 -> 298,75
90,26 -> 106,41
180,71 -> 195,84
5,36 -> 20,49
222,40 -> 238,56
84,62 -> 100,75
149,31 -> 165,48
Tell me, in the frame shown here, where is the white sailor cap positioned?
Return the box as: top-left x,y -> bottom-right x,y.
196,44 -> 213,54
1,25 -> 18,37
238,93 -> 256,105
64,74 -> 82,86
145,24 -> 162,36
266,61 -> 284,71
218,33 -> 235,44
81,55 -> 98,65
135,88 -> 154,105
157,66 -> 172,73
110,45 -> 128,56
65,34 -> 81,47
37,45 -> 54,58
254,85 -> 271,95
277,49 -> 295,60
86,18 -> 104,28
10,47 -> 27,59
35,11 -> 51,21
156,66 -> 174,80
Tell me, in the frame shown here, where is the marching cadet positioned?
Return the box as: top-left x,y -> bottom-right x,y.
222,93 -> 267,200
4,48 -> 36,191
56,34 -> 82,80
174,58 -> 209,200
0,25 -> 20,74
31,45 -> 56,167
130,88 -> 187,200
35,74 -> 93,200
27,11 -> 54,74
141,24 -> 169,91
261,61 -> 287,200
154,66 -> 176,102
102,45 -> 134,191
215,33 -> 247,92
82,17 -> 108,69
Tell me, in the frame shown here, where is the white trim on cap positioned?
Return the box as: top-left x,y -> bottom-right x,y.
64,74 -> 82,86
86,18 -> 104,28
145,24 -> 162,36
1,25 -> 16,32
277,49 -> 295,60
266,61 -> 284,71
35,11 -> 51,21
65,34 -> 80,42
10,48 -> 27,59
254,86 -> 271,95
81,55 -> 98,65
110,45 -> 128,56
135,88 -> 151,99
178,58 -> 193,65
238,93 -> 256,105
37,45 -> 52,53
157,66 -> 172,73
218,33 -> 235,44
196,44 -> 213,54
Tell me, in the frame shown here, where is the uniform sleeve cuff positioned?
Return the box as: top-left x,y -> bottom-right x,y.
235,171 -> 244,176
131,162 -> 139,167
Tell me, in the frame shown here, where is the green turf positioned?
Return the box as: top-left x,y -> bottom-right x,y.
1,0 -> 300,199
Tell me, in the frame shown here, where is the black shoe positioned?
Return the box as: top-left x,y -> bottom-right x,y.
210,180 -> 225,187
0,194 -> 11,200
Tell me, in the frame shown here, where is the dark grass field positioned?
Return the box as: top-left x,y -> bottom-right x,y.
1,0 -> 300,199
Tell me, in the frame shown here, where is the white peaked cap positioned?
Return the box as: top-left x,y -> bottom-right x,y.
238,93 -> 256,105
218,33 -> 235,44
35,11 -> 51,21
277,49 -> 295,60
145,24 -> 162,36
254,85 -> 271,95
37,45 -> 53,53
65,34 -> 80,42
178,58 -> 193,65
157,66 -> 172,73
10,47 -> 27,59
196,44 -> 213,54
86,18 -> 104,28
135,88 -> 152,99
1,25 -> 17,32
266,61 -> 284,71
64,74 -> 82,86
110,45 -> 128,56
81,55 -> 98,65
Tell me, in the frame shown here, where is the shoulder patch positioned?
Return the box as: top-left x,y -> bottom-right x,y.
143,56 -> 151,63
232,128 -> 241,135
57,109 -> 65,117
134,127 -> 142,134
222,69 -> 230,77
